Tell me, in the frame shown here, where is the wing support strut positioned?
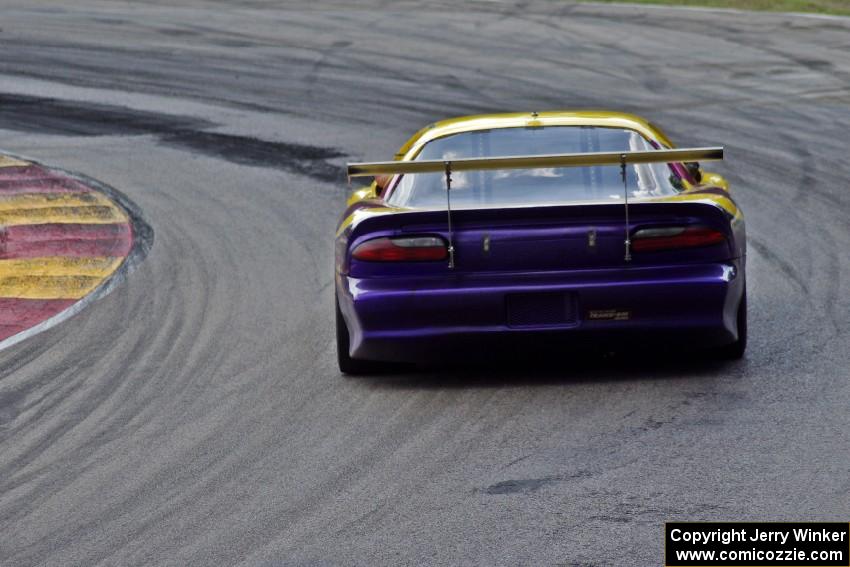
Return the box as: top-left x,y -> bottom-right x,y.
620,154 -> 632,263
444,161 -> 456,269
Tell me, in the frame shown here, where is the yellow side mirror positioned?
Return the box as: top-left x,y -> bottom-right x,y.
374,174 -> 391,193
701,171 -> 729,192
346,183 -> 378,208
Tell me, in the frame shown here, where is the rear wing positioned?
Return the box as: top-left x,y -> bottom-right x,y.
347,147 -> 723,177
346,147 -> 724,268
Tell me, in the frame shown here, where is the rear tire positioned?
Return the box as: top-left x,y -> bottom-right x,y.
717,288 -> 747,360
336,296 -> 377,375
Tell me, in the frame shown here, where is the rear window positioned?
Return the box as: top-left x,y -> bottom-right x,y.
387,126 -> 681,208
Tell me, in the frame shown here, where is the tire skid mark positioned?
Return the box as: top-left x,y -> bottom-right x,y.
0,93 -> 347,182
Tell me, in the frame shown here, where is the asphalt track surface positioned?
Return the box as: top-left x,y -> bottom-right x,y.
0,2 -> 848,565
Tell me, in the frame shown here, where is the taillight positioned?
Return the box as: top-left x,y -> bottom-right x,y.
351,236 -> 448,262
631,226 -> 725,252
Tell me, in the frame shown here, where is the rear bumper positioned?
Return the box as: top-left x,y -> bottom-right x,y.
337,261 -> 744,363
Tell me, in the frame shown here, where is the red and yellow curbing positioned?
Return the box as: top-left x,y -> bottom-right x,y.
0,155 -> 134,342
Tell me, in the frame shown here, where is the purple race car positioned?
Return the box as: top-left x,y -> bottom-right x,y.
335,111 -> 746,373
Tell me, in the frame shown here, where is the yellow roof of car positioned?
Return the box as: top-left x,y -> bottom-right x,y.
395,111 -> 673,159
